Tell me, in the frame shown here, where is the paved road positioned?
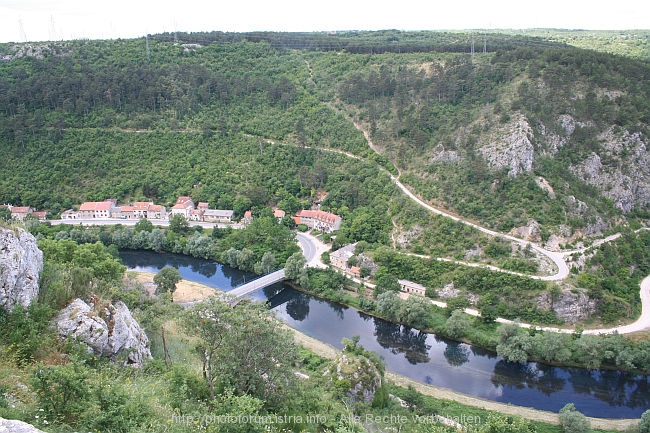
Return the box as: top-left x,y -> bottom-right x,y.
296,232 -> 329,269
49,218 -> 236,230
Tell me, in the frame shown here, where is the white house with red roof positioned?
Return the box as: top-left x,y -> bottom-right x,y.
10,206 -> 34,221
78,201 -> 115,219
293,209 -> 342,232
171,196 -> 195,219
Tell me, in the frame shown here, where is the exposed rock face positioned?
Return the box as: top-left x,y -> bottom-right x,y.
0,227 -> 43,313
537,289 -> 597,323
570,130 -> 650,212
0,417 -> 46,433
330,354 -> 382,403
479,115 -> 534,177
509,219 -> 541,241
53,298 -> 152,366
437,282 -> 460,300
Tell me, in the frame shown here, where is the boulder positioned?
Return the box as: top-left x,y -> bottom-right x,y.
0,227 -> 43,313
0,417 -> 46,433
53,297 -> 152,366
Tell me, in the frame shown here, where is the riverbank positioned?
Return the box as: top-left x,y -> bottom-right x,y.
131,271 -> 640,427
288,321 -> 639,431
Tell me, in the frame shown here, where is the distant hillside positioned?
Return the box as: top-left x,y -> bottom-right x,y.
0,30 -> 648,242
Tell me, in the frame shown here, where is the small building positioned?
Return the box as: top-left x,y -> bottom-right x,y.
61,209 -> 79,220
189,209 -> 204,221
294,209 -> 342,232
242,210 -> 253,224
78,200 -> 115,219
147,204 -> 167,220
10,206 -> 34,221
197,202 -> 210,210
171,196 -> 195,219
118,205 -> 136,219
330,243 -> 357,270
350,266 -> 361,277
32,211 -> 47,221
398,279 -> 427,296
272,207 -> 286,221
132,202 -> 153,219
203,209 -> 234,223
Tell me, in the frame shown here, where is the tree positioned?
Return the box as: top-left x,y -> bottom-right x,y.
285,252 -> 308,287
496,323 -> 531,363
0,207 -> 11,221
154,266 -> 182,295
445,309 -> 472,339
639,409 -> 650,433
184,297 -> 297,404
169,214 -> 189,235
398,295 -> 431,329
134,218 -> 154,233
254,251 -> 277,275
530,332 -> 572,363
559,403 -> 590,433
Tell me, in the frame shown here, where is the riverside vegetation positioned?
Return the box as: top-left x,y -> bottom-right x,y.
1,29 -> 650,431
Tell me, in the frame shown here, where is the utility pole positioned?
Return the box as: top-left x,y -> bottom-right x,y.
18,19 -> 27,42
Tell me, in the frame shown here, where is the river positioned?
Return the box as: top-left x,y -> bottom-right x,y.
120,250 -> 650,418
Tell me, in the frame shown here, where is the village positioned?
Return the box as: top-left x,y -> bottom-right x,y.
2,196 -> 343,232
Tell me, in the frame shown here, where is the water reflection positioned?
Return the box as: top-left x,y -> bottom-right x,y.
374,320 -> 430,365
442,340 -> 471,367
120,251 -> 650,418
491,361 -> 566,396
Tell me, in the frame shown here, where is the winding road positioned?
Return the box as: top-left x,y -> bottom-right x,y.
274,119 -> 650,335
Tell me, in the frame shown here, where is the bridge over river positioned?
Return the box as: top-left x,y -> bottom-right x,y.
228,268 -> 286,298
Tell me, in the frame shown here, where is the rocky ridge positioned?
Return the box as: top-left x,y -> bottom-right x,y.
0,227 -> 43,313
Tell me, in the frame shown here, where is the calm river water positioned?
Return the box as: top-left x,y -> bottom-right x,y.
120,250 -> 650,418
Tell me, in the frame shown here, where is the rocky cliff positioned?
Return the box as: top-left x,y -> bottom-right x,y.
0,227 -> 43,313
53,297 -> 152,367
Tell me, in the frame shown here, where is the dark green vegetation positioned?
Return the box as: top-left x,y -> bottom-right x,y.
1,224 -> 574,433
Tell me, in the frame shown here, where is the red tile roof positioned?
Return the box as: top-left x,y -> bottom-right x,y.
295,209 -> 340,224
175,196 -> 192,204
133,202 -> 152,211
10,206 -> 32,214
244,210 -> 252,218
79,201 -> 113,211
148,205 -> 164,212
273,208 -> 286,218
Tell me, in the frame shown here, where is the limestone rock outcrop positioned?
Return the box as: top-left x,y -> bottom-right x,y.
0,227 -> 43,313
329,354 -> 382,403
53,297 -> 152,366
0,417 -> 46,433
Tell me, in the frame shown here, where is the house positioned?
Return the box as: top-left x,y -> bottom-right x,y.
293,209 -> 342,232
147,204 -> 167,220
398,279 -> 427,296
189,209 -> 204,222
350,266 -> 361,277
242,210 -> 253,224
10,206 -> 34,221
61,209 -> 79,220
203,209 -> 234,223
171,196 -> 195,219
117,205 -> 136,219
197,202 -> 210,211
330,243 -> 357,270
272,207 -> 286,221
132,202 -> 153,219
32,211 -> 47,221
78,201 -> 115,219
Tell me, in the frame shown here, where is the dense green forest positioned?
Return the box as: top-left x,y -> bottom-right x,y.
1,30 -> 649,236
